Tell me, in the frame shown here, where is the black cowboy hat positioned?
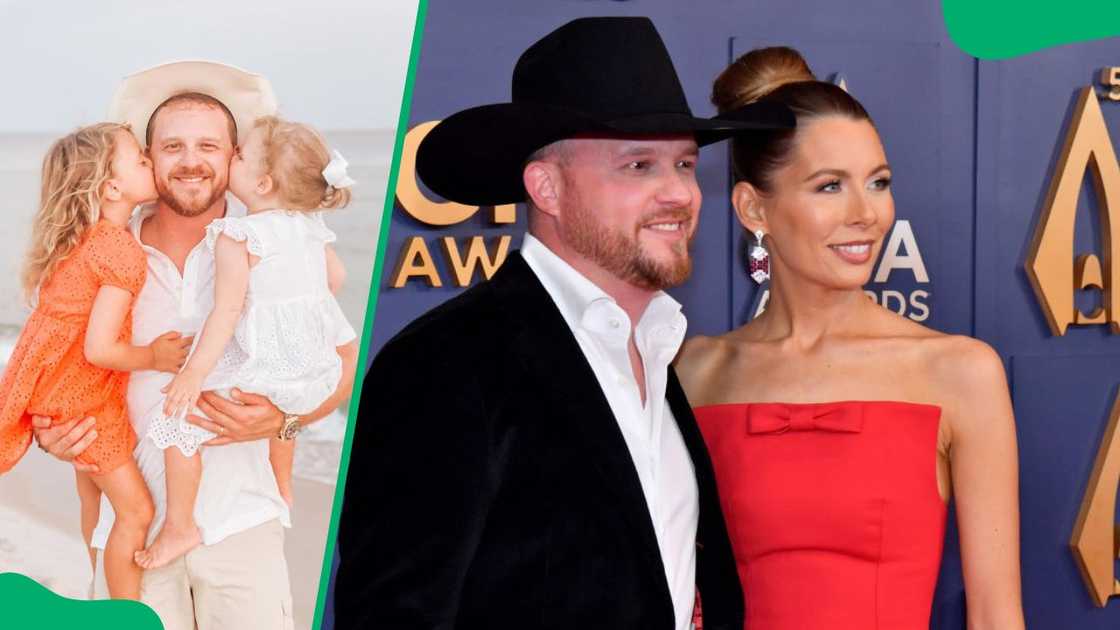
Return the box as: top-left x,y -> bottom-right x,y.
416,16 -> 794,207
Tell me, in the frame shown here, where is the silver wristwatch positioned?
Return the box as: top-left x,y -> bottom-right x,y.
278,413 -> 302,441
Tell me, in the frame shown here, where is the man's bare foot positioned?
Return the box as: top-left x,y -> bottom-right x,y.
133,522 -> 201,569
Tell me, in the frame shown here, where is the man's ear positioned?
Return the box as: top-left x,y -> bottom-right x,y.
732,181 -> 768,234
101,178 -> 123,203
257,174 -> 274,196
523,160 -> 563,218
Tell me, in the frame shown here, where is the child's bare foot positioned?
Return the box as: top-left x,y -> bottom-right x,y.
133,523 -> 201,570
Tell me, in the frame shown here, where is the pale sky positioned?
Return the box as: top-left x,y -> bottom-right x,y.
0,0 -> 419,132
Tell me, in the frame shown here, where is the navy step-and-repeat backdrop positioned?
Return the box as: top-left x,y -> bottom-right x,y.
326,1 -> 1120,628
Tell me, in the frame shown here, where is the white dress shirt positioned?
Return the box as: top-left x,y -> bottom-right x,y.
520,234 -> 699,630
92,199 -> 290,550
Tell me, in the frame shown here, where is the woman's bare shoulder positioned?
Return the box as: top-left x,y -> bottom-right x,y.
864,303 -> 948,341
678,333 -> 723,363
923,334 -> 1006,393
915,334 -> 1012,441
868,310 -> 1005,393
675,332 -> 744,402
677,334 -> 727,377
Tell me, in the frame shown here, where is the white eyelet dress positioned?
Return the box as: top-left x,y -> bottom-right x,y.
146,209 -> 355,456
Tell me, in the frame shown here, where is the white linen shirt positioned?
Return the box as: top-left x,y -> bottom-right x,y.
520,234 -> 699,630
92,199 -> 291,550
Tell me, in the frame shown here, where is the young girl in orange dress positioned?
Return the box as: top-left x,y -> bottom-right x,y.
0,123 -> 188,599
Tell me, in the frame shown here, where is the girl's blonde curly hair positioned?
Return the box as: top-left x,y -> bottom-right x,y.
253,116 -> 351,212
22,122 -> 129,302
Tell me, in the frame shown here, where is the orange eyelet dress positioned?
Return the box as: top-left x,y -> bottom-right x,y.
0,220 -> 146,475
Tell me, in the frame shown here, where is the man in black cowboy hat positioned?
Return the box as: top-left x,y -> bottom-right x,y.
335,17 -> 790,630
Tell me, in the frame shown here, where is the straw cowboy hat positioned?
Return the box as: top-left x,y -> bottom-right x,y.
107,60 -> 278,146
416,16 -> 794,206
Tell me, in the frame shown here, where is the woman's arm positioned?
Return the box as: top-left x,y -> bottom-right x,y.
85,286 -> 190,372
162,234 -> 249,416
937,337 -> 1025,630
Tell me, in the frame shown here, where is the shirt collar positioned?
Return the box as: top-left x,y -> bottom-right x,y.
520,233 -> 687,355
128,202 -> 155,245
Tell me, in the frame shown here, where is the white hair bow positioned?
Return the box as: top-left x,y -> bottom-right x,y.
322,150 -> 356,189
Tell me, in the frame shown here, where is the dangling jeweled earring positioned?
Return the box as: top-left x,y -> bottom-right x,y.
748,229 -> 770,284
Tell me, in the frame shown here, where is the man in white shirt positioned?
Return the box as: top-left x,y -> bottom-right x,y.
33,62 -> 358,630
334,17 -> 791,630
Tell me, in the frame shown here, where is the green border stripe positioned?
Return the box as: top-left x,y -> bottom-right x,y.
310,1 -> 429,627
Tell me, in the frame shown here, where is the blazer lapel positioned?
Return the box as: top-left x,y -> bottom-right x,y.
489,253 -> 672,603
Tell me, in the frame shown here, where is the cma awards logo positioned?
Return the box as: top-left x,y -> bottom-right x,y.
1026,77 -> 1120,334
390,121 -> 514,289
1030,71 -> 1120,608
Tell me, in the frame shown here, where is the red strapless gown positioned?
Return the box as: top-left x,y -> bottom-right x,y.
694,401 -> 947,630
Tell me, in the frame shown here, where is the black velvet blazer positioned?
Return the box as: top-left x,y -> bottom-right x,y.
334,252 -> 743,630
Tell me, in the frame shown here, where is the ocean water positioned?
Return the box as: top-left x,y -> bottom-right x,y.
0,130 -> 393,484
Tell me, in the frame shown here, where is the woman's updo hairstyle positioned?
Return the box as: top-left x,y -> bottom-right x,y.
712,46 -> 872,193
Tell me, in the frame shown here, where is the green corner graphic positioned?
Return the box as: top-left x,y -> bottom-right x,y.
0,573 -> 163,629
943,0 -> 1120,59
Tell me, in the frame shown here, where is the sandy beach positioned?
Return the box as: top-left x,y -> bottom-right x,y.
0,445 -> 337,630
0,128 -> 392,629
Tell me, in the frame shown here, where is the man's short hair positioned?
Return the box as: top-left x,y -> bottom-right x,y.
524,139 -> 571,168
523,139 -> 574,228
146,92 -> 238,147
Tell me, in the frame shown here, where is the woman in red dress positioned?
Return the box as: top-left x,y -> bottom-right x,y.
677,47 -> 1025,630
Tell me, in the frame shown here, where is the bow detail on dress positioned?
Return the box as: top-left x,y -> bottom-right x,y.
746,402 -> 864,435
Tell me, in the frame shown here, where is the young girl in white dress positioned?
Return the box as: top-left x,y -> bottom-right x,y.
135,115 -> 356,569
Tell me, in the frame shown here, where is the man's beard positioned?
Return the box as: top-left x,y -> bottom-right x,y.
156,166 -> 226,217
561,201 -> 693,291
